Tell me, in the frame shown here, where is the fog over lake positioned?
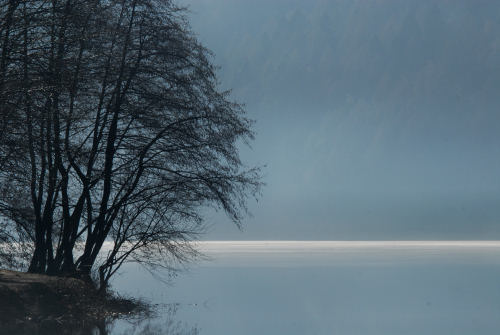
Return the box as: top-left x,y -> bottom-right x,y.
180,0 -> 500,241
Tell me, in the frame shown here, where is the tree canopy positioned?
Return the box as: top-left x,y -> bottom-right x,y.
0,0 -> 260,288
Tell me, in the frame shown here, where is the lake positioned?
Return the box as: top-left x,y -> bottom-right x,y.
102,241 -> 500,335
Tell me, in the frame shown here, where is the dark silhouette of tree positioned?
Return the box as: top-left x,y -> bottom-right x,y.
0,0 -> 260,289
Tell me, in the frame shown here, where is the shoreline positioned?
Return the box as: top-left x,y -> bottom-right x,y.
0,269 -> 148,331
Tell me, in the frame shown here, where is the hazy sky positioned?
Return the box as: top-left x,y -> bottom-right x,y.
181,0 -> 500,240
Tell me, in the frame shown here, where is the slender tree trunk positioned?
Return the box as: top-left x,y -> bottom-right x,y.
77,0 -> 138,276
0,0 -> 19,92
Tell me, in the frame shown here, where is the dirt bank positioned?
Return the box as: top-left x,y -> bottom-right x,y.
0,269 -> 143,332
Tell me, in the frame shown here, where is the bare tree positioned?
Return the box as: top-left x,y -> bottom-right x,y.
0,0 -> 261,289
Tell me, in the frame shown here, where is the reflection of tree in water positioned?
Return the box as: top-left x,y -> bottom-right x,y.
113,304 -> 199,335
2,319 -> 107,335
117,320 -> 199,335
4,304 -> 198,335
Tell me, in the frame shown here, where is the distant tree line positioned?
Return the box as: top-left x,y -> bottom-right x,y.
0,0 -> 260,289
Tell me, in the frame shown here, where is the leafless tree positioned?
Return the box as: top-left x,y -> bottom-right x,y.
0,0 -> 261,289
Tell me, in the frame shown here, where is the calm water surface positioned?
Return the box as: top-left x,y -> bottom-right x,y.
102,241 -> 500,335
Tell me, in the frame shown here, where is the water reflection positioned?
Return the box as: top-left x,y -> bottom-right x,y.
1,320 -> 106,335
115,319 -> 199,335
2,304 -> 198,335
113,305 -> 199,335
